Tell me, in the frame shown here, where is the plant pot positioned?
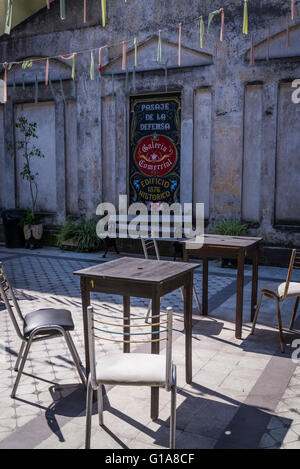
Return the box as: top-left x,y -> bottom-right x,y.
24,224 -> 43,249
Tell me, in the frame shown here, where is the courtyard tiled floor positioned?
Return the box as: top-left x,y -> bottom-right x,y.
0,246 -> 300,449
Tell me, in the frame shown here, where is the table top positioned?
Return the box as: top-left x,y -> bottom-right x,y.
183,234 -> 262,250
74,256 -> 200,284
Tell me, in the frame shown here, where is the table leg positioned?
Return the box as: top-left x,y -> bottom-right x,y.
251,246 -> 259,322
151,289 -> 160,421
202,258 -> 208,316
184,272 -> 193,384
81,277 -> 91,376
123,296 -> 130,353
236,250 -> 245,339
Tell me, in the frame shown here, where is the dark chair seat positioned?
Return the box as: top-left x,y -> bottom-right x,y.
23,308 -> 75,337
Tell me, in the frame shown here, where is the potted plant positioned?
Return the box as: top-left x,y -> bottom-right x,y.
57,218 -> 103,252
13,117 -> 45,249
212,218 -> 247,268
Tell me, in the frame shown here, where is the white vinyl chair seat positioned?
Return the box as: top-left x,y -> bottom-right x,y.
262,282 -> 300,300
95,353 -> 166,386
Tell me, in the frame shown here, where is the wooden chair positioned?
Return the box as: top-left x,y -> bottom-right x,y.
251,249 -> 300,352
85,305 -> 177,449
0,262 -> 86,397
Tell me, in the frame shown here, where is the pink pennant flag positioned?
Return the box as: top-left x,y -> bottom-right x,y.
4,63 -> 7,103
122,41 -> 127,71
178,23 -> 182,66
45,58 -> 49,85
98,45 -> 107,73
220,8 -> 225,42
291,0 -> 295,21
46,0 -> 50,9
84,0 -> 87,23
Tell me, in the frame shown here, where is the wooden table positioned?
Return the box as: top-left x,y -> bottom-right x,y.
74,257 -> 199,420
182,234 -> 262,339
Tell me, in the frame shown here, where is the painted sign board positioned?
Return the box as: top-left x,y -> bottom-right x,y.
129,93 -> 181,207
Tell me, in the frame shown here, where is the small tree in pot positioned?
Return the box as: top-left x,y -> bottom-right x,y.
13,117 -> 45,249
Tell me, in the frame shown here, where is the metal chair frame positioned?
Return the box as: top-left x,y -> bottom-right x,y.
0,262 -> 86,397
85,305 -> 177,449
251,249 -> 300,352
141,238 -> 201,323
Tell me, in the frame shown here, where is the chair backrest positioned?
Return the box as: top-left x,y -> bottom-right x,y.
86,305 -> 173,391
283,249 -> 300,299
0,262 -> 25,340
141,238 -> 160,260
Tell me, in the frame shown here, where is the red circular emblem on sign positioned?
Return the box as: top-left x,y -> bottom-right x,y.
134,135 -> 178,176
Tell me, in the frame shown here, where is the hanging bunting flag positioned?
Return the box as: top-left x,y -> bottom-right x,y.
90,51 -> 95,80
200,16 -> 204,48
3,63 -> 7,103
220,8 -> 225,42
60,0 -> 66,20
291,0 -> 295,21
122,41 -> 127,71
45,58 -> 49,85
98,45 -> 108,73
178,23 -> 182,66
72,54 -> 76,80
84,0 -> 87,23
243,0 -> 248,35
157,30 -> 162,63
207,9 -> 222,33
266,25 -> 270,61
101,0 -> 106,27
60,78 -> 66,103
134,37 -> 138,67
250,34 -> 255,65
46,0 -> 50,9
5,0 -> 13,35
34,76 -> 39,104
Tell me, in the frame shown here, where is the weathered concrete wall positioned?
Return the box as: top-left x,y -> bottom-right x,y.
0,0 -> 299,246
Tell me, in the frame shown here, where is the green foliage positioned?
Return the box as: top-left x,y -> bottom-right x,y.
20,208 -> 42,227
9,116 -> 45,219
212,218 -> 247,237
57,218 -> 102,252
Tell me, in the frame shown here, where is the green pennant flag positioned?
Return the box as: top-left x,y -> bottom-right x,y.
90,51 -> 95,80
207,8 -> 222,33
5,0 -> 13,35
60,0 -> 66,20
243,0 -> 248,35
101,0 -> 106,27
72,54 -> 76,80
157,30 -> 162,63
200,16 -> 204,48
